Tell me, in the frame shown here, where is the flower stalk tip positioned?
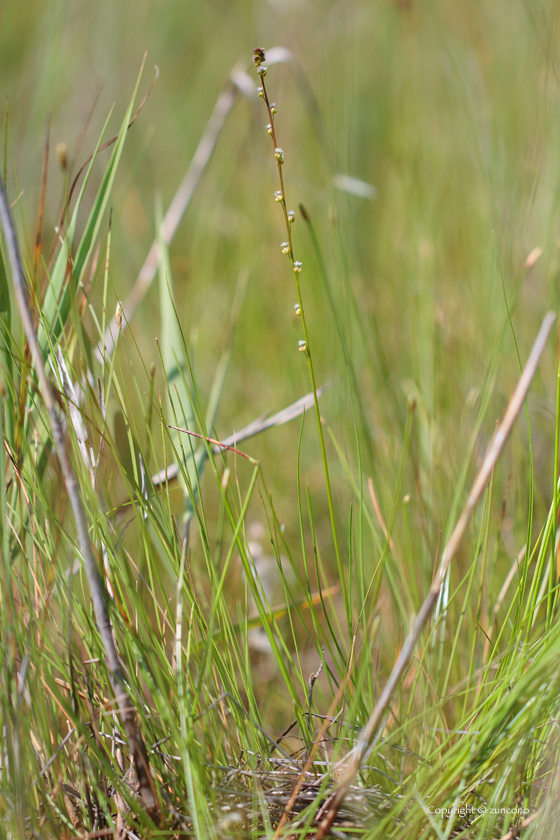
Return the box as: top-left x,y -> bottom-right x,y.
253,47 -> 266,66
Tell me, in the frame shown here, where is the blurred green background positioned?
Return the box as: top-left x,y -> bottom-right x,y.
3,0 -> 560,669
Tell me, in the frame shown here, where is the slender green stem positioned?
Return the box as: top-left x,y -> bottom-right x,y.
549,351 -> 560,624
255,55 -> 344,595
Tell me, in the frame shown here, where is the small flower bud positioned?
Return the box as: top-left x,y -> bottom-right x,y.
293,261 -> 302,273
257,86 -> 264,97
270,103 -> 277,114
287,210 -> 295,223
298,340 -> 307,353
266,123 -> 273,135
257,66 -> 267,77
281,242 -> 290,254
293,303 -> 302,316
115,301 -> 124,330
274,190 -> 284,202
274,148 -> 284,164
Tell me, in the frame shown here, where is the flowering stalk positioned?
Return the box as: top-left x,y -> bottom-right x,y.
252,47 -> 345,604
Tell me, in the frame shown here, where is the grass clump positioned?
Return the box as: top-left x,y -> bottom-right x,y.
1,12 -> 560,840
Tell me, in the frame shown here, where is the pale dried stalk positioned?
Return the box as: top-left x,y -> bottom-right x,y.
96,49 -> 292,362
0,176 -> 160,823
313,310 -> 556,840
95,82 -> 237,362
151,383 -> 329,486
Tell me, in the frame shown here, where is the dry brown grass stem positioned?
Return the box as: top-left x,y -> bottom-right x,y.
97,49 -> 292,362
312,310 -> 556,840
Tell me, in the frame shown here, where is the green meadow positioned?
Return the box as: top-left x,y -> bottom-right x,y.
1,1 -> 560,837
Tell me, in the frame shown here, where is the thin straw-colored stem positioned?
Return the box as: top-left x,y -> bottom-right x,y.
96,82 -> 238,361
96,51 -> 292,362
312,310 -> 556,840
